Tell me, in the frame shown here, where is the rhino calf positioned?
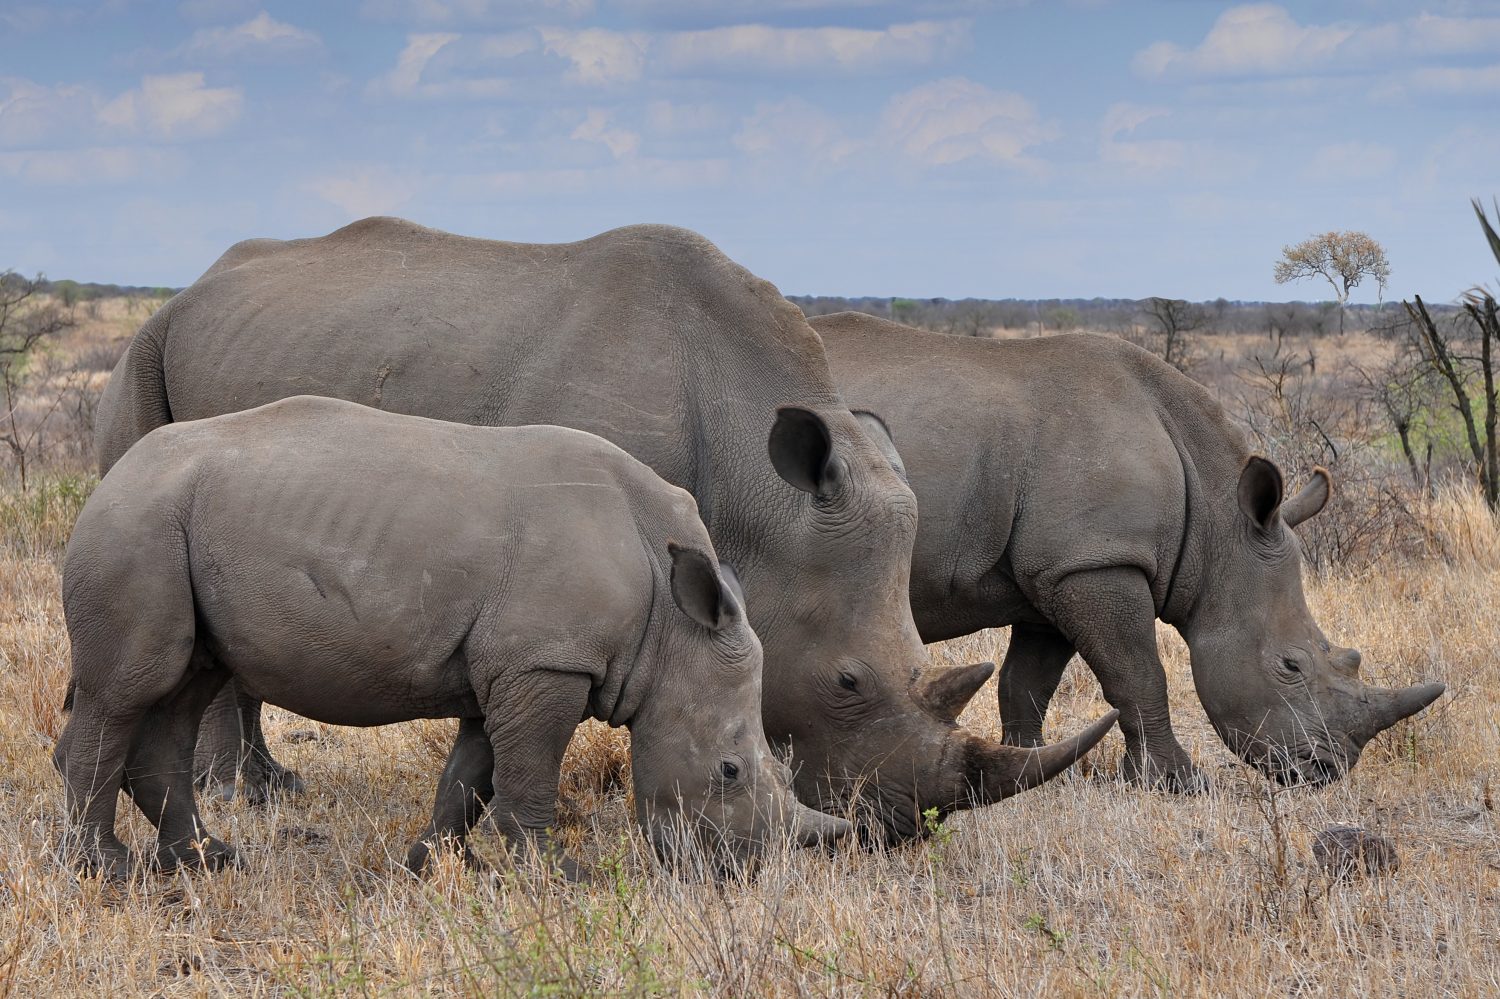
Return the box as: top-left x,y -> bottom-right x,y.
55,396 -> 847,880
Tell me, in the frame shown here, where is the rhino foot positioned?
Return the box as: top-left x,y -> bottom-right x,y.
64,836 -> 135,882
252,760 -> 307,801
1122,752 -> 1208,794
198,760 -> 306,805
405,838 -> 485,876
155,835 -> 239,872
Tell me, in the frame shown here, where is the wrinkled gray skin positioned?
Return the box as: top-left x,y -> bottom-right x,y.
815,312 -> 1445,790
95,219 -> 1115,843
56,397 -> 850,880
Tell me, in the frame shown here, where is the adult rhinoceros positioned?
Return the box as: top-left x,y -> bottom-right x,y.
813,311 -> 1444,790
96,218 -> 1114,843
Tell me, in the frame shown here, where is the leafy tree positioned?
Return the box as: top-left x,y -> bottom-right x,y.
1274,230 -> 1391,335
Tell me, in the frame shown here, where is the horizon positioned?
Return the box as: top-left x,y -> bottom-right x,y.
3,1 -> 1498,304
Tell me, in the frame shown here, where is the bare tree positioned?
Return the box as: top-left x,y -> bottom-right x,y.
1140,297 -> 1204,372
1357,326 -> 1437,493
1403,294 -> 1497,510
1274,231 -> 1391,335
0,271 -> 76,491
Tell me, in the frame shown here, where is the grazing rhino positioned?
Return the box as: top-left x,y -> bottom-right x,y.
96,218 -> 1115,843
813,312 -> 1445,789
56,396 -> 852,880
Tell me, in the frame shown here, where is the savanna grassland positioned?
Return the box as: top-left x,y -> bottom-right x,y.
0,296 -> 1496,996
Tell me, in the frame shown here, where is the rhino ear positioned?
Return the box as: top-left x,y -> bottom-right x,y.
851,409 -> 908,483
769,406 -> 841,497
1237,456 -> 1284,531
1281,467 -> 1332,528
718,561 -> 747,612
668,542 -> 736,631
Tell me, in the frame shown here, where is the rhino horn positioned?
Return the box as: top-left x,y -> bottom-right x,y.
1356,681 -> 1445,742
791,802 -> 851,849
959,709 -> 1120,806
916,662 -> 995,722
1282,467 -> 1332,528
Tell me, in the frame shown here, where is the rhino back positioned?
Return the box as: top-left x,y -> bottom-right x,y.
816,313 -> 1244,629
150,218 -> 833,502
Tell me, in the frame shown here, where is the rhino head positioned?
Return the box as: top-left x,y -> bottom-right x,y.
1187,457 -> 1445,785
809,660 -> 1121,845
630,545 -> 850,876
753,407 -> 1117,844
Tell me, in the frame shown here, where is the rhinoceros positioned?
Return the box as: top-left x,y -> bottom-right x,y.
813,311 -> 1444,789
57,396 -> 855,879
96,218 -> 1115,843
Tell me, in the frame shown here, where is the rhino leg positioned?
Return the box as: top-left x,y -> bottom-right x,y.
998,623 -> 1077,748
53,690 -> 137,880
122,652 -> 237,872
1049,567 -> 1206,793
406,716 -> 495,874
193,682 -> 305,804
475,669 -> 593,883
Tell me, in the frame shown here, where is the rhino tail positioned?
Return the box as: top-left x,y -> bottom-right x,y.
62,680 -> 76,713
96,301 -> 176,474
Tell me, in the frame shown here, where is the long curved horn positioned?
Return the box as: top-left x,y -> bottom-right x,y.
1282,467 -> 1332,528
916,662 -> 995,722
957,709 -> 1120,806
1355,682 -> 1445,743
791,802 -> 850,849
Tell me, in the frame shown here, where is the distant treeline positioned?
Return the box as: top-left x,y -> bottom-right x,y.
788,295 -> 1452,338
25,277 -> 181,302
19,276 -> 1458,340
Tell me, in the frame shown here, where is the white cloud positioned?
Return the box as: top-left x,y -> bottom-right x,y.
538,27 -> 648,84
1404,63 -> 1500,95
1134,4 -> 1500,80
178,11 -> 323,62
658,20 -> 968,73
361,0 -> 594,24
3,73 -> 242,146
177,0 -> 260,23
644,99 -> 723,134
1094,103 -> 1255,180
306,168 -> 418,218
1097,103 -> 1188,174
881,77 -> 1055,167
468,155 -> 729,196
98,73 -> 243,139
1100,102 -> 1169,140
0,78 -> 98,146
571,108 -> 640,158
369,18 -> 970,99
0,146 -> 181,185
733,98 -> 857,167
369,32 -> 465,97
1303,141 -> 1396,182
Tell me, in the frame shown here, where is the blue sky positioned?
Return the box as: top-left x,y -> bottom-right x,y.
2,0 -> 1497,302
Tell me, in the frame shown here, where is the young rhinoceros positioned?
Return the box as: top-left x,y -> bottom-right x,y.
55,396 -> 848,880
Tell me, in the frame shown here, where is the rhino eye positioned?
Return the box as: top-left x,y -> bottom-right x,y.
720,761 -> 739,782
838,672 -> 859,691
1282,658 -> 1302,674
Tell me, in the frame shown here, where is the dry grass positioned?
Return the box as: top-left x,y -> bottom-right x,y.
1,474 -> 1497,996
1,304 -> 1496,995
